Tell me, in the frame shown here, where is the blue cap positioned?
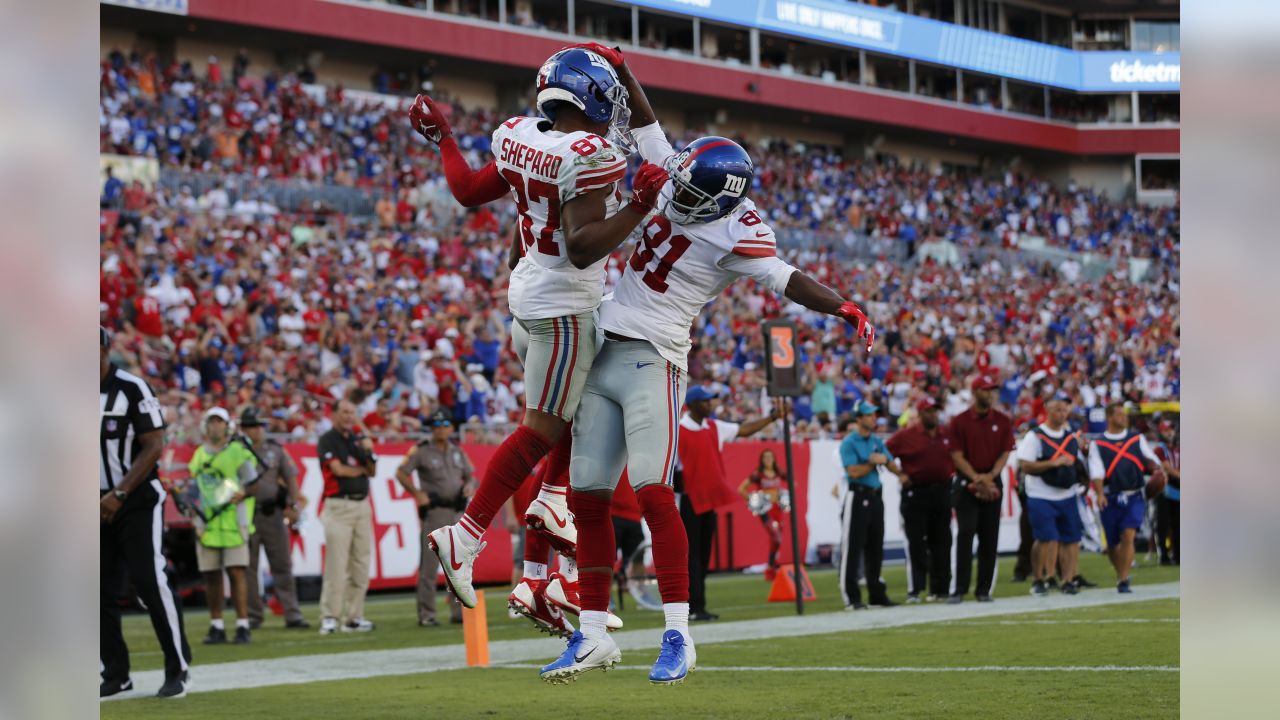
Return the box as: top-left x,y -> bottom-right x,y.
855,401 -> 879,416
685,385 -> 720,404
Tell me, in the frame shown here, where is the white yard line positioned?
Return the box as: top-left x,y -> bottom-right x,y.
106,581 -> 1179,701
939,618 -> 1179,626
499,663 -> 1180,673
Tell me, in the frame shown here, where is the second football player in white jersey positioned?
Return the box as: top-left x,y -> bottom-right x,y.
540,55 -> 876,686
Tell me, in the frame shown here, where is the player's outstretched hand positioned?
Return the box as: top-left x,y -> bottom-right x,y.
629,162 -> 669,214
837,301 -> 876,352
409,93 -> 452,145
567,42 -> 625,67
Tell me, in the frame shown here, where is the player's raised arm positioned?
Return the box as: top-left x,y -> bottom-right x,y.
408,94 -> 510,207
720,222 -> 875,351
566,42 -> 672,164
783,272 -> 876,352
562,162 -> 667,269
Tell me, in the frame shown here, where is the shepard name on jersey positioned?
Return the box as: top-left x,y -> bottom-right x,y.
492,116 -> 628,321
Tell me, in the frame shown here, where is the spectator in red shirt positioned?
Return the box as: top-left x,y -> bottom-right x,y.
946,374 -> 1015,603
886,397 -> 955,602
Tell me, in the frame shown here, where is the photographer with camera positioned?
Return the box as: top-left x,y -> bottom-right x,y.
396,409 -> 475,626
188,407 -> 258,645
316,400 -> 378,635
238,408 -> 309,630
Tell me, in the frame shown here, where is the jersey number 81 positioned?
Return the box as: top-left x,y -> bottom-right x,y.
628,215 -> 691,294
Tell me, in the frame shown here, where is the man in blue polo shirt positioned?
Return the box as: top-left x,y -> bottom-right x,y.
837,401 -> 904,610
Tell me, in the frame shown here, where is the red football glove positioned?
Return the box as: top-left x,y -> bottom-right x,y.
628,162 -> 669,214
567,42 -> 625,68
837,301 -> 876,352
408,93 -> 452,145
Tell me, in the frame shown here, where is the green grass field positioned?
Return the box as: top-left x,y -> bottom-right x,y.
104,555 -> 1179,719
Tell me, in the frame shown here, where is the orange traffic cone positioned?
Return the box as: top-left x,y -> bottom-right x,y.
463,590 -> 490,667
767,563 -> 817,603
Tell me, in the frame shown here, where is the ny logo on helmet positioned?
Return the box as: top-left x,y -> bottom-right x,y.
585,51 -> 613,72
723,174 -> 747,198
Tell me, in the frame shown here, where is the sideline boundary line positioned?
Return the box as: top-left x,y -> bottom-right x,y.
105,581 -> 1179,701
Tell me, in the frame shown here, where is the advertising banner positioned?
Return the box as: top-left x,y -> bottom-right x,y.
166,438 -> 1042,591
628,0 -> 1178,91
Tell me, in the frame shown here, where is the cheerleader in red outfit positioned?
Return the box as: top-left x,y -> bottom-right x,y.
738,449 -> 788,581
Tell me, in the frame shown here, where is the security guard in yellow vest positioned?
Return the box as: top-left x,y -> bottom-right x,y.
396,410 -> 475,626
188,407 -> 257,645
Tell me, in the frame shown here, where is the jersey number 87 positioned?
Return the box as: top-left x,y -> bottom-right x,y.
500,168 -> 560,257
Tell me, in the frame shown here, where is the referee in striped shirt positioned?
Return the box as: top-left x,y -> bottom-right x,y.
100,327 -> 192,699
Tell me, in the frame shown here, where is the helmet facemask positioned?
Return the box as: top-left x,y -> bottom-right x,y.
663,156 -> 724,224
603,83 -> 634,154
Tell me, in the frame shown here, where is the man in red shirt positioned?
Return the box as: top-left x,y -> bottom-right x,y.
677,387 -> 781,621
947,374 -> 1015,603
887,397 -> 955,602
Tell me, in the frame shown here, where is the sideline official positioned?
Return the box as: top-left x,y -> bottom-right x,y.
396,410 -> 475,626
947,374 -> 1014,603
838,401 -> 903,610
100,327 -> 191,699
239,408 -> 309,629
317,400 -> 377,634
886,397 -> 954,602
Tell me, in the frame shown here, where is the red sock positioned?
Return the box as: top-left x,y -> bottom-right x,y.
540,423 -> 573,490
637,484 -> 689,603
572,490 -> 614,613
460,426 -> 553,540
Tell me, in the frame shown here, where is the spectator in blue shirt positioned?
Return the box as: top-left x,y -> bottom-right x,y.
836,402 -> 903,609
101,166 -> 124,208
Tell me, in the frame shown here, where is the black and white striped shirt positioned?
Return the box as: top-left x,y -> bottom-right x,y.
100,364 -> 165,491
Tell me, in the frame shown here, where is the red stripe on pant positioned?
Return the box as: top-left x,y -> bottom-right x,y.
659,363 -> 675,486
535,318 -> 561,413
555,316 -> 580,418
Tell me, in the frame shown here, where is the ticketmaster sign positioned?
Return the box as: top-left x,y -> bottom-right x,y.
628,0 -> 1179,92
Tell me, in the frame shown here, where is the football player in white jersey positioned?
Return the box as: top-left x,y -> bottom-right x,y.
407,46 -> 670,622
539,54 -> 875,685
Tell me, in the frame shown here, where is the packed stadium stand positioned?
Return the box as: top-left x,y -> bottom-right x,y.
100,0 -> 1179,444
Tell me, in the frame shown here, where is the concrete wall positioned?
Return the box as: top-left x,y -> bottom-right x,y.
1040,158 -> 1134,200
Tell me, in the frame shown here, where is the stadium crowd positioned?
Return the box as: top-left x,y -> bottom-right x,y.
100,49 -> 1180,444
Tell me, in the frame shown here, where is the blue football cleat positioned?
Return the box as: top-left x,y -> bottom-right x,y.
649,630 -> 695,685
540,631 -> 621,684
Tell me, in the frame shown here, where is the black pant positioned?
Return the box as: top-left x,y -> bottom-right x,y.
952,484 -> 1001,597
899,483 -> 952,597
1156,496 -> 1180,563
840,486 -> 888,606
101,484 -> 192,682
679,495 -> 717,614
1013,491 -> 1034,579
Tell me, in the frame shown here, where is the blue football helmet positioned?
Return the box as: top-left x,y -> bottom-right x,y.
664,136 -> 754,224
536,48 -> 634,153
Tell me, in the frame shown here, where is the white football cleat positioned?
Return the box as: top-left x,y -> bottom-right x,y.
425,525 -> 485,609
525,496 -> 577,557
540,631 -> 622,684
544,573 -> 623,630
508,578 -> 575,638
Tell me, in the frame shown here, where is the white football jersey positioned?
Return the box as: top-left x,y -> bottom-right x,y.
492,116 -> 626,320
598,197 -> 797,372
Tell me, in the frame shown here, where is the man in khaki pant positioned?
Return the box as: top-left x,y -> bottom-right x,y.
317,400 -> 377,634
